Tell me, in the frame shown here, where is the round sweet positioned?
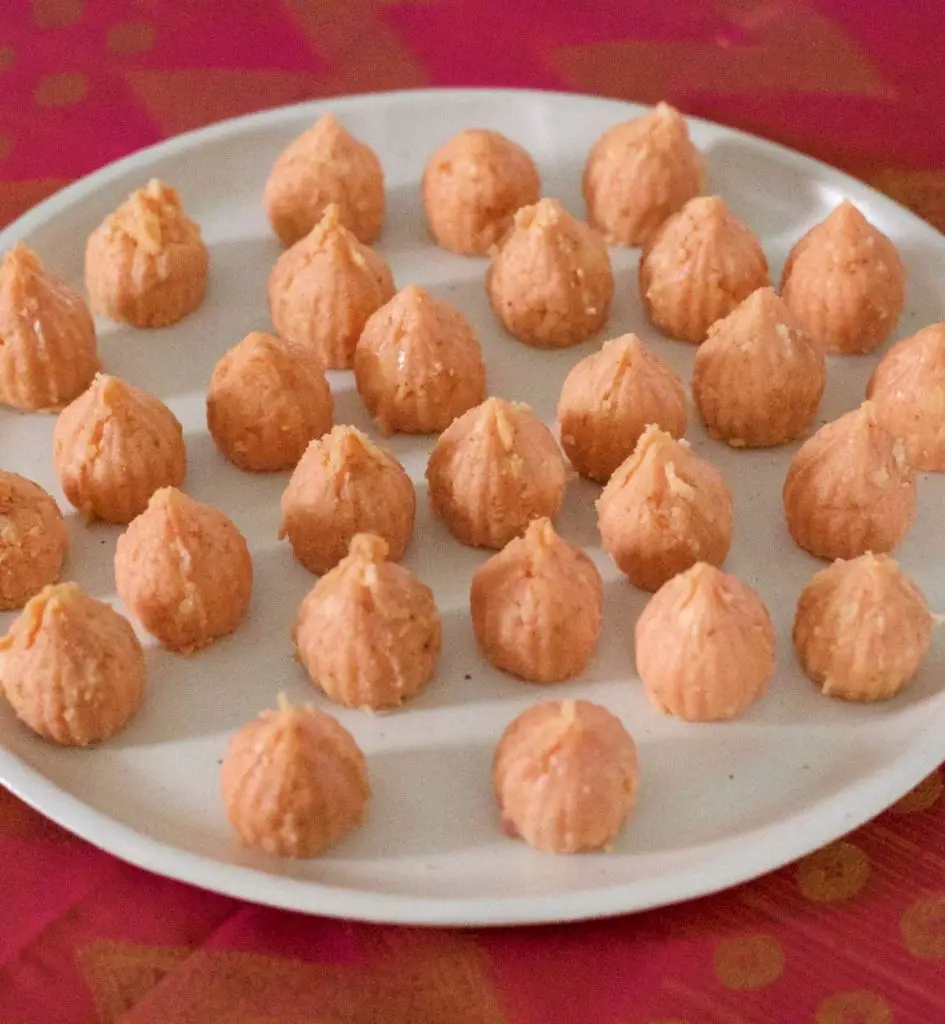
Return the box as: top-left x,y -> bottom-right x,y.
0,243 -> 99,412
793,553 -> 932,702
422,128 -> 541,255
263,114 -> 385,247
583,102 -> 703,247
294,534 -> 441,710
692,286 -> 826,447
206,331 -> 333,472
0,582 -> 145,746
486,198 -> 614,348
783,401 -> 916,561
85,179 -> 209,328
114,487 -> 253,654
267,204 -> 395,370
471,518 -> 603,683
221,696 -> 370,858
353,285 -> 486,436
279,425 -> 415,575
635,563 -> 775,722
493,699 -> 638,854
427,396 -> 568,550
596,425 -> 733,592
557,333 -> 687,483
867,323 -> 945,470
53,373 -> 186,524
0,472 -> 69,612
639,195 -> 769,343
781,201 -> 905,355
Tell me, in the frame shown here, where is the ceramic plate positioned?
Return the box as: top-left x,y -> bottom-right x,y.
0,88 -> 942,926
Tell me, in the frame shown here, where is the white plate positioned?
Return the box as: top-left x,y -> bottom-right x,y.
0,88 -> 943,928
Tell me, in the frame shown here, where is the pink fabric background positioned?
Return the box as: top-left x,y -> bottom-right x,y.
1,2 -> 944,1022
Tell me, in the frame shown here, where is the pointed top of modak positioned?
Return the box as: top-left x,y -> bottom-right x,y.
512,197 -> 573,235
316,424 -> 390,475
107,178 -> 199,253
640,196 -> 769,342
290,114 -> 374,167
0,241 -> 43,286
618,423 -> 692,476
344,532 -> 390,565
598,333 -> 648,371
705,286 -> 805,348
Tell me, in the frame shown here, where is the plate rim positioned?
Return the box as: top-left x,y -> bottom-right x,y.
0,86 -> 942,928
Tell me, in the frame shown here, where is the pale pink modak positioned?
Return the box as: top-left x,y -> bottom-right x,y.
781,201 -> 905,354
0,471 -> 69,612
279,426 -> 415,575
486,198 -> 614,348
0,243 -> 99,412
493,699 -> 639,853
267,204 -> 395,370
783,401 -> 916,561
206,330 -> 333,472
426,397 -> 568,549
354,285 -> 486,436
85,179 -> 208,328
115,487 -> 253,654
596,425 -> 733,592
867,323 -> 945,470
264,114 -> 385,247
639,196 -> 769,343
293,534 -> 441,711
221,695 -> 370,858
692,287 -> 826,447
793,553 -> 933,703
53,373 -> 186,525
0,582 -> 145,746
422,128 -> 541,255
471,518 -> 603,683
583,102 -> 703,247
557,333 -> 687,483
635,563 -> 775,722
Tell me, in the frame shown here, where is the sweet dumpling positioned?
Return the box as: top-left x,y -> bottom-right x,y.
279,426 -> 415,575
583,102 -> 703,247
267,204 -> 395,370
53,373 -> 186,524
264,114 -> 385,247
493,699 -> 639,853
557,333 -> 687,483
422,128 -> 540,255
781,201 -> 905,355
867,323 -> 945,471
486,198 -> 614,348
692,287 -> 825,448
471,518 -> 603,683
293,533 -> 441,710
783,401 -> 916,561
0,243 -> 99,412
114,487 -> 253,654
635,563 -> 774,722
0,582 -> 145,746
639,196 -> 769,343
793,553 -> 933,702
0,471 -> 69,612
206,331 -> 333,472
596,425 -> 733,592
426,397 -> 568,549
354,285 -> 486,436
85,179 -> 209,328
221,695 -> 370,858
